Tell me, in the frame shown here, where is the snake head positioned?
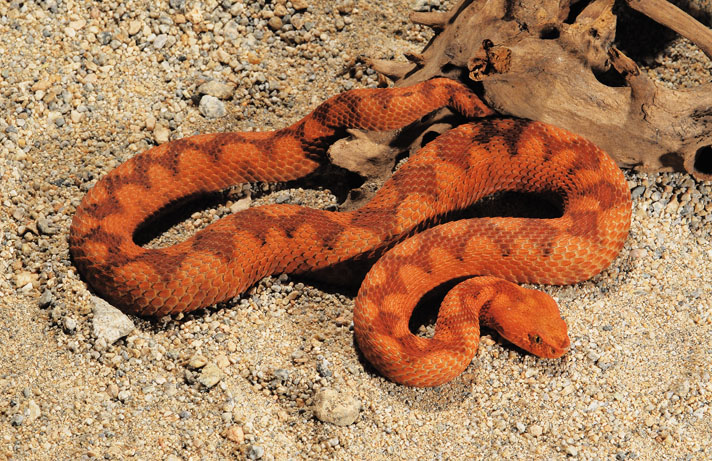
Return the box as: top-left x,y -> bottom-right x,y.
482,284 -> 570,359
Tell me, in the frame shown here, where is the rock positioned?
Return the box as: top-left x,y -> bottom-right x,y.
528,424 -> 543,436
274,5 -> 288,17
229,197 -> 251,213
268,16 -> 283,31
197,80 -> 235,100
15,271 -> 37,289
215,354 -> 230,369
312,388 -> 360,426
92,296 -> 135,345
316,355 -> 332,377
31,79 -> 53,92
247,445 -> 264,460
153,34 -> 169,49
128,20 -> 141,36
169,0 -> 185,11
36,217 -> 56,235
63,316 -> 77,334
413,0 -> 431,12
11,414 -> 24,426
26,400 -> 41,424
291,0 -> 308,10
98,31 -> 112,45
153,123 -> 170,144
197,362 -> 224,388
199,95 -> 226,119
336,0 -> 355,14
223,20 -> 240,41
224,425 -> 244,443
185,5 -> 203,24
108,383 -> 119,399
631,185 -> 646,198
272,368 -> 290,382
145,114 -> 156,130
38,290 -> 53,309
68,19 -> 85,31
187,354 -> 208,369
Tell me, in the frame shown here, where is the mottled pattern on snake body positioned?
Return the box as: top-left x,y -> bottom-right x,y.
69,78 -> 631,387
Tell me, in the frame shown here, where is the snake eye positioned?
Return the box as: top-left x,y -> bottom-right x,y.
533,335 -> 542,344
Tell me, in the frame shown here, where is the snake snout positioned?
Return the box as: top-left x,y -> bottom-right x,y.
549,335 -> 571,358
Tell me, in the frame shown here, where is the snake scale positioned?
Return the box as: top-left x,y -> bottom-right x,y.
69,78 -> 632,387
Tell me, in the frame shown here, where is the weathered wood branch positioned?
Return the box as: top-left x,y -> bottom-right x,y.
625,0 -> 712,59
409,11 -> 450,30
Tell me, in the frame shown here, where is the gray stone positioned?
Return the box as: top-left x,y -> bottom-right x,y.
36,217 -> 56,235
199,95 -> 226,119
38,290 -> 53,309
92,296 -> 135,345
153,34 -> 169,50
316,356 -> 332,378
247,445 -> 264,460
10,414 -> 24,426
63,316 -> 77,334
169,0 -> 185,11
631,185 -> 646,199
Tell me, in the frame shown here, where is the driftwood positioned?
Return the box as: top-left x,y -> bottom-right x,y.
330,0 -> 712,209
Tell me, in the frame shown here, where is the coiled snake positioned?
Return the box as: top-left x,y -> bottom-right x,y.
69,78 -> 631,387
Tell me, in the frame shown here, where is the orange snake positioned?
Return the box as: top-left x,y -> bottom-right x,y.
69,78 -> 631,386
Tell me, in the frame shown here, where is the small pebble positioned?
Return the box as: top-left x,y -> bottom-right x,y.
199,95 -> 226,119
36,217 -> 56,235
26,400 -> 41,424
38,290 -> 53,309
11,414 -> 24,426
92,297 -> 135,345
197,363 -> 224,388
187,354 -> 208,369
153,124 -> 170,144
312,388 -> 360,426
224,425 -> 245,443
153,34 -> 169,49
63,317 -> 77,334
197,80 -> 235,100
247,445 -> 264,460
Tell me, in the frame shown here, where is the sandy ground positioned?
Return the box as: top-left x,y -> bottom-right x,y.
1,1 -> 711,460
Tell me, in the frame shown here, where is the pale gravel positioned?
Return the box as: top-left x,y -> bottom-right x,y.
1,1 -> 711,460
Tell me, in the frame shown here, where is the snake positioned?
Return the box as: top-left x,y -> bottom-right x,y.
69,78 -> 632,387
